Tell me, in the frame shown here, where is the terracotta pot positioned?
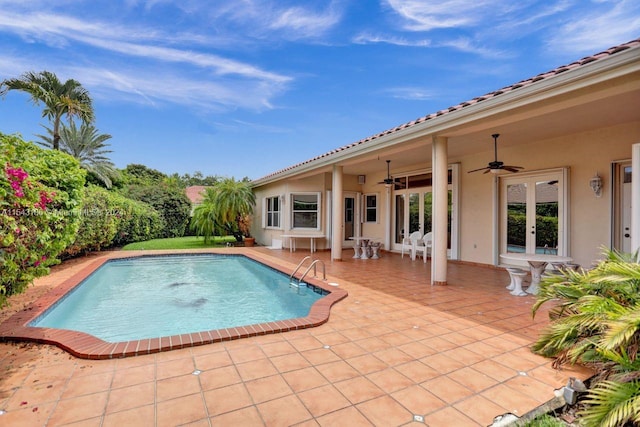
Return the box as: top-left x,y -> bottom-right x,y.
244,237 -> 255,247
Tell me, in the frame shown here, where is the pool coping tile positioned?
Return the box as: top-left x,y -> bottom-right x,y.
0,250 -> 347,359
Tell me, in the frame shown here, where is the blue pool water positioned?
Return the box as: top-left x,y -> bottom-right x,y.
30,254 -> 324,342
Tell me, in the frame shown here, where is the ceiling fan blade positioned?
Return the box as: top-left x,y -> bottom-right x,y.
502,165 -> 524,173
467,166 -> 490,173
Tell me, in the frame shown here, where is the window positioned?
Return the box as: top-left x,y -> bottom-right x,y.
364,194 -> 378,223
265,196 -> 281,228
291,193 -> 320,229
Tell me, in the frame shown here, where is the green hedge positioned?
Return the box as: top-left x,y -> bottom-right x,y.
507,212 -> 558,248
123,184 -> 191,238
0,133 -> 85,306
63,185 -> 165,257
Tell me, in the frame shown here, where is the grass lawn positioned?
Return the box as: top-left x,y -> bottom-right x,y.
122,236 -> 237,250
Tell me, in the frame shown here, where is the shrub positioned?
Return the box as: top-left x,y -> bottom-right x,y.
110,195 -> 164,246
123,184 -> 191,238
0,133 -> 85,306
532,249 -> 640,427
62,185 -> 120,257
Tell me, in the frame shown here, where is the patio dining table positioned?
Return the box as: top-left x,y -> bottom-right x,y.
349,237 -> 380,259
500,252 -> 573,295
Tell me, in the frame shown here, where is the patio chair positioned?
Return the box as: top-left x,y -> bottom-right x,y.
401,231 -> 422,260
414,232 -> 432,263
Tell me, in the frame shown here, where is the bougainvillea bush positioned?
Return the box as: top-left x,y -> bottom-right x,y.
0,133 -> 85,307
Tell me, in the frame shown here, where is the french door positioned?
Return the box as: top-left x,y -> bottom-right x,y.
500,170 -> 567,255
343,193 -> 359,246
392,168 -> 458,257
613,162 -> 632,253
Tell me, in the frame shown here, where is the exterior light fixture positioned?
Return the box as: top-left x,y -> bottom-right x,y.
589,173 -> 603,197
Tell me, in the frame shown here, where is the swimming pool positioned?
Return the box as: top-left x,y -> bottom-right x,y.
0,251 -> 347,359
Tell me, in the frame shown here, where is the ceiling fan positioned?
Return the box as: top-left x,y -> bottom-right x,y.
378,160 -> 394,186
468,134 -> 524,174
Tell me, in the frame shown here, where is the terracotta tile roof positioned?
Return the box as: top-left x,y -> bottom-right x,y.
254,38 -> 640,183
185,185 -> 209,204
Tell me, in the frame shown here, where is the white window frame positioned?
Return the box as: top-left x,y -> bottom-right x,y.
263,195 -> 282,229
363,193 -> 379,223
290,192 -> 322,231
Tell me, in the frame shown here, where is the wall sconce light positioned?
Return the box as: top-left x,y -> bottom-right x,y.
358,175 -> 366,185
589,173 -> 603,197
280,194 -> 286,205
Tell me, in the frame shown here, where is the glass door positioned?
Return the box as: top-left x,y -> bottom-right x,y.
342,192 -> 361,246
613,162 -> 632,253
393,171 -> 456,254
501,172 -> 564,254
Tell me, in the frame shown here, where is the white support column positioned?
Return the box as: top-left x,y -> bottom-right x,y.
384,184 -> 392,250
432,136 -> 448,285
632,143 -> 640,255
331,165 -> 344,261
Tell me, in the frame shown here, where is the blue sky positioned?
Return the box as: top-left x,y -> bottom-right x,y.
0,1 -> 639,180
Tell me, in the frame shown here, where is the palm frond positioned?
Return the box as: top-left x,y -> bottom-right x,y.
578,380 -> 640,427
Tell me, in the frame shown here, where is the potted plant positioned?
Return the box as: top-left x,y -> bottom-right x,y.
239,214 -> 254,247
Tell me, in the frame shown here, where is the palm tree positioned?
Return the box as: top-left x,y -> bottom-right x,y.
0,70 -> 93,150
38,121 -> 117,188
532,249 -> 640,427
190,178 -> 255,242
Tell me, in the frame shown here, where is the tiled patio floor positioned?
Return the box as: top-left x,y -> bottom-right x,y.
0,248 -> 592,426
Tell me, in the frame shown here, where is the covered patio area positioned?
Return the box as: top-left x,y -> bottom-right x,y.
0,247 -> 592,426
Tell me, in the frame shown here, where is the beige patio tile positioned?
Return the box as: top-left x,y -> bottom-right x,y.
235,358 -> 278,381
421,375 -> 475,404
105,381 -> 155,414
156,374 -> 202,401
193,349 -> 233,371
282,367 -> 329,393
259,340 -> 297,357
47,391 -> 109,426
454,393 -> 511,425
298,384 -> 351,417
345,353 -> 388,375
391,384 -> 448,415
244,374 -> 292,404
356,395 -> 413,426
111,363 -> 155,389
366,368 -> 414,393
256,394 -> 312,426
203,383 -> 253,416
315,360 -> 360,383
226,344 -> 267,364
198,364 -> 242,391
209,406 -> 264,426
333,376 -> 386,404
270,352 -> 311,372
156,356 -> 196,380
448,366 -> 498,393
422,405 -> 481,426
156,393 -> 208,427
316,406 -> 374,426
103,404 -> 155,427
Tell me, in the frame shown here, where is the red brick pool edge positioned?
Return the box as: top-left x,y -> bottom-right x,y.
0,250 -> 347,359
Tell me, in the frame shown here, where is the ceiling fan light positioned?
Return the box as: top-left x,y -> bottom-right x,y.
490,168 -> 500,174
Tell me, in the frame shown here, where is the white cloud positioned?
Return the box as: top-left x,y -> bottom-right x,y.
268,5 -> 342,38
546,0 -> 640,54
384,86 -> 436,101
384,0 -> 510,31
352,32 -> 431,47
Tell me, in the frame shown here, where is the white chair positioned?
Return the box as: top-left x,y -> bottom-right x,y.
401,231 -> 422,260
414,232 -> 432,263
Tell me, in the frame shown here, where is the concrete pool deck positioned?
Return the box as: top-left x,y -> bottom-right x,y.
0,248 -> 592,426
